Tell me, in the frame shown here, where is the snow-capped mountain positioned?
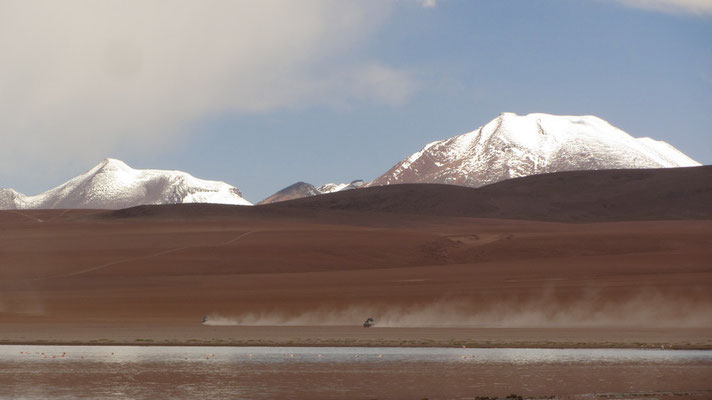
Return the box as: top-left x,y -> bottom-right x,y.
0,158 -> 251,210
369,113 -> 701,188
259,179 -> 365,204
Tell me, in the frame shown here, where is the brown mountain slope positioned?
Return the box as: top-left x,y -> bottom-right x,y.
93,165 -> 712,223
261,165 -> 712,222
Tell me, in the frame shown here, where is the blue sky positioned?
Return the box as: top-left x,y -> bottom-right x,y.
1,0 -> 710,203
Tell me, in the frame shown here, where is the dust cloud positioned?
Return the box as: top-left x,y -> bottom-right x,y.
204,291 -> 712,328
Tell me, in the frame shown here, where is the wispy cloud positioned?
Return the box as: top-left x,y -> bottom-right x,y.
0,0 -> 415,181
614,0 -> 712,15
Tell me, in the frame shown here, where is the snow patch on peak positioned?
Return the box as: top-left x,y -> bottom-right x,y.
317,179 -> 365,194
400,140 -> 440,171
0,188 -> 26,210
634,137 -> 700,167
100,157 -> 129,167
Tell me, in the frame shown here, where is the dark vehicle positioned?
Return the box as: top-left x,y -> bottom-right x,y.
363,317 -> 375,328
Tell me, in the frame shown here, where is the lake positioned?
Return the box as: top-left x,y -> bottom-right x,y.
2,346 -> 711,399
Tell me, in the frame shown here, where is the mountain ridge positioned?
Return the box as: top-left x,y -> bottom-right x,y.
261,165 -> 712,222
369,112 -> 700,188
0,158 -> 251,210
1,113 -> 704,210
92,166 -> 712,223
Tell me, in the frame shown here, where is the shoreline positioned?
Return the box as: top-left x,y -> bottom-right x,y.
2,323 -> 711,349
2,341 -> 711,349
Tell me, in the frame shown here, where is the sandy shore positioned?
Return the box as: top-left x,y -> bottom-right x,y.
1,323 -> 711,349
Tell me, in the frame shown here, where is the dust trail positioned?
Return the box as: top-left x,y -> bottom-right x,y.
204,291 -> 712,328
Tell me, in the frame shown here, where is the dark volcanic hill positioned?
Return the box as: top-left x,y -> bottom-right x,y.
257,182 -> 320,205
258,179 -> 366,205
266,165 -> 712,222
100,166 -> 712,223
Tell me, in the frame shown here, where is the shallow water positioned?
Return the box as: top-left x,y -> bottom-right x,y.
2,346 -> 711,399
2,345 -> 711,364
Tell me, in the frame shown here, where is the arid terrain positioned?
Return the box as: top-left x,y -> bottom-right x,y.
1,167 -> 711,349
1,167 -> 711,399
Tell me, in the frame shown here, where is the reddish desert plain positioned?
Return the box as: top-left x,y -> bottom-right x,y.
1,167 -> 711,399
1,167 -> 711,348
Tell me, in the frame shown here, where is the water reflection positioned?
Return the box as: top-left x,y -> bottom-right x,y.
3,345 -> 711,364
1,346 -> 711,399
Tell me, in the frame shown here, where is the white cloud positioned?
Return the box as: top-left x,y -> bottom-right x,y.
0,0 -> 415,180
615,0 -> 712,15
324,63 -> 419,107
421,0 -> 438,8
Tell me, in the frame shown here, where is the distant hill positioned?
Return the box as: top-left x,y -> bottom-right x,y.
258,179 -> 365,205
276,166 -> 712,221
257,182 -> 321,205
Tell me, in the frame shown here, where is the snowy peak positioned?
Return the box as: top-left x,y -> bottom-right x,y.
98,157 -> 132,170
1,159 -> 251,210
369,113 -> 700,188
0,188 -> 24,210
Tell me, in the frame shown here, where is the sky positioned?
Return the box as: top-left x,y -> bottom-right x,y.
1,0 -> 710,203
